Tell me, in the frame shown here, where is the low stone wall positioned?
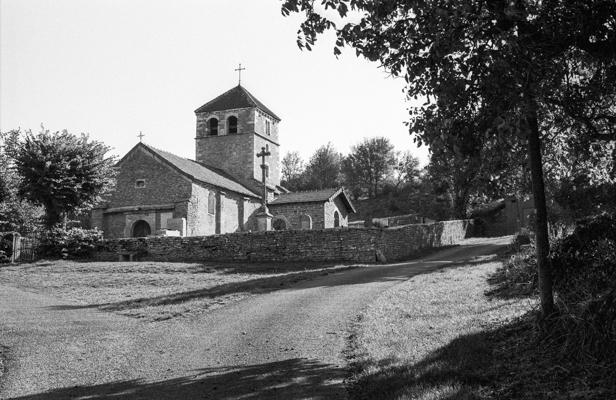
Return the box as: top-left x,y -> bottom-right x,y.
95,219 -> 473,264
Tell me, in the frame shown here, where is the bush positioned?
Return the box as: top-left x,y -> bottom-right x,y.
551,213 -> 616,305
40,226 -> 103,259
0,233 -> 14,263
548,213 -> 616,363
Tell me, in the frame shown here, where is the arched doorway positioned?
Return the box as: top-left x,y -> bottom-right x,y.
132,220 -> 151,238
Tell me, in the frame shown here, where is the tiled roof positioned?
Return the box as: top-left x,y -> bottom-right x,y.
125,143 -> 260,198
194,85 -> 280,121
270,187 -> 356,213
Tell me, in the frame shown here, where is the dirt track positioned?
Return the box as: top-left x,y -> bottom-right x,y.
0,237 -> 509,399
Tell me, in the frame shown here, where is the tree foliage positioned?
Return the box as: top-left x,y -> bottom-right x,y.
0,130 -> 43,234
5,128 -> 116,228
342,137 -> 397,198
281,0 -> 616,316
303,142 -> 343,190
281,151 -> 306,191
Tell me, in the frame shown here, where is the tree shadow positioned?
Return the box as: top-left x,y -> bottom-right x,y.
347,312 -> 615,400
47,267 -> 357,312
9,358 -> 346,400
48,242 -> 509,315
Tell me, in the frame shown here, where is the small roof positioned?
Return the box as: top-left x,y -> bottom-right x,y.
270,187 -> 356,213
194,85 -> 280,121
119,143 -> 260,198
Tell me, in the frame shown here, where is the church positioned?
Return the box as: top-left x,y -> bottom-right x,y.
91,84 -> 355,238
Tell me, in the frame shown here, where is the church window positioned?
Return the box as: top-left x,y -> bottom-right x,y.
135,179 -> 146,188
208,191 -> 216,215
334,211 -> 340,227
209,118 -> 219,136
265,120 -> 271,135
227,116 -> 238,134
300,214 -> 312,230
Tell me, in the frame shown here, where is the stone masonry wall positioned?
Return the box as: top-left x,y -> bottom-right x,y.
110,147 -> 192,208
268,202 -> 325,230
95,220 -> 473,263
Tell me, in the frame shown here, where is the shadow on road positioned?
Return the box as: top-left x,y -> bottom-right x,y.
8,358 -> 345,400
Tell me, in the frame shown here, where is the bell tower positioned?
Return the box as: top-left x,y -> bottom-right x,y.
194,85 -> 281,187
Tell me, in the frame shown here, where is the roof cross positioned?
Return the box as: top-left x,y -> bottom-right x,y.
235,63 -> 246,85
137,131 -> 145,142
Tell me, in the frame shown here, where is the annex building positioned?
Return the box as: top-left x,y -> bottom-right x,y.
91,84 -> 355,238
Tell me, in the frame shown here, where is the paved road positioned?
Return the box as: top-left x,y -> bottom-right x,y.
0,237 -> 509,400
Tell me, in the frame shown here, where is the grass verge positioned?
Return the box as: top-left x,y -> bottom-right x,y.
345,253 -> 615,399
0,260 -> 356,321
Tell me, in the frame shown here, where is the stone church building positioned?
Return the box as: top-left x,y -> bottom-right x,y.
91,85 -> 355,238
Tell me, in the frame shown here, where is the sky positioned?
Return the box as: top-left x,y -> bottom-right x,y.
0,0 -> 429,166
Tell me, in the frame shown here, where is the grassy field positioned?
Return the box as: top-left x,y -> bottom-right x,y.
346,255 -> 540,400
0,260 -> 356,321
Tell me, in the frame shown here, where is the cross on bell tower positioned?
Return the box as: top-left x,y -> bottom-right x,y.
235,63 -> 246,85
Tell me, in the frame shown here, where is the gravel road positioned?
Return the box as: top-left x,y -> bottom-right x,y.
0,237 -> 509,400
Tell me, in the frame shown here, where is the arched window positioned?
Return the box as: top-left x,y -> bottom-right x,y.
132,220 -> 151,238
227,116 -> 238,134
334,211 -> 340,227
208,118 -> 218,136
299,214 -> 312,230
208,191 -> 216,215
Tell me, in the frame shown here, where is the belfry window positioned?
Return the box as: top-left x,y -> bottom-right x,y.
209,118 -> 219,136
227,116 -> 238,134
265,119 -> 271,135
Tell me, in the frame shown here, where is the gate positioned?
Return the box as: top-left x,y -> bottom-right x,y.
0,232 -> 41,264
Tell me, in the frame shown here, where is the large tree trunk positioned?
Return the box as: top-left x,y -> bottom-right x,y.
526,100 -> 555,317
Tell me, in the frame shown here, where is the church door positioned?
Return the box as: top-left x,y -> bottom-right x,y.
132,220 -> 151,238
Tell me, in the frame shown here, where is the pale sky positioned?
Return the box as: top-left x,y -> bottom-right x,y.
0,0 -> 429,166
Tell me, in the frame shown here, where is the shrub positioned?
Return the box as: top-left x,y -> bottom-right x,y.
551,213 -> 616,305
40,226 -> 103,259
0,233 -> 14,263
548,213 -> 616,363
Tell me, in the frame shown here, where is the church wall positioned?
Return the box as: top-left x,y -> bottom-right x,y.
196,108 -> 254,138
324,197 -> 349,228
110,147 -> 192,208
254,109 -> 280,143
187,184 -> 216,236
268,202 -> 325,230
101,204 -> 188,239
195,130 -> 255,183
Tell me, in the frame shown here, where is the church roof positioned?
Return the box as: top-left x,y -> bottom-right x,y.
122,143 -> 260,198
270,188 -> 356,213
194,85 -> 280,121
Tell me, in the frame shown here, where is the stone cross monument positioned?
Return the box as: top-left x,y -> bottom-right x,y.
255,145 -> 273,231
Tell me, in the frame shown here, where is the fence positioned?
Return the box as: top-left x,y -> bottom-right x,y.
0,232 -> 41,264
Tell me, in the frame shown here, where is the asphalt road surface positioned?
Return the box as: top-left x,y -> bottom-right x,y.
0,237 -> 509,400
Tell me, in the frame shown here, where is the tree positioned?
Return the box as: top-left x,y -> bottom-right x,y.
0,130 -> 43,234
392,151 -> 421,190
281,151 -> 306,191
342,137 -> 397,198
281,0 -> 616,317
6,128 -> 116,228
303,143 -> 343,190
